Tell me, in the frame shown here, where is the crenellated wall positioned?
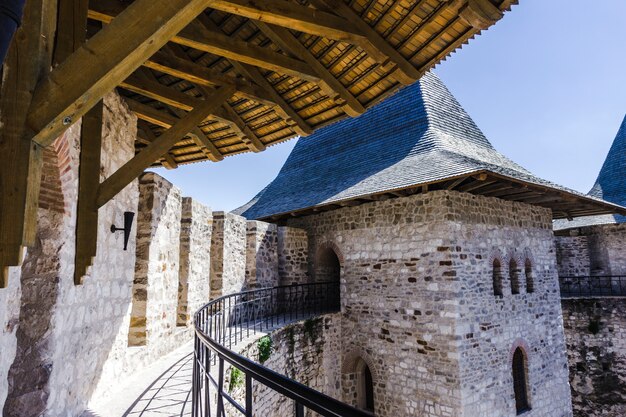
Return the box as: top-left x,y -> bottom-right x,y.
178,197 -> 213,326
211,212 -> 247,297
245,221 -> 278,289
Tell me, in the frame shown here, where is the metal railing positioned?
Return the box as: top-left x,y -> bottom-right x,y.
559,275 -> 626,298
192,281 -> 369,417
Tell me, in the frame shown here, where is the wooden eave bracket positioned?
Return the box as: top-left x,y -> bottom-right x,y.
451,0 -> 503,29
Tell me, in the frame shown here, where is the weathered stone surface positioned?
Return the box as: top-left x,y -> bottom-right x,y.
211,212 -> 247,297
555,224 -> 626,277
178,197 -> 212,326
277,226 -> 309,286
562,299 -> 626,417
286,190 -> 573,417
245,221 -> 279,289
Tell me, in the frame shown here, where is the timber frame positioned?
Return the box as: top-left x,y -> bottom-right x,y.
262,171 -> 626,223
0,0 -> 517,285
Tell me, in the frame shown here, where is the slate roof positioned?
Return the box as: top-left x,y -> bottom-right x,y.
554,114 -> 626,230
236,72 -> 626,221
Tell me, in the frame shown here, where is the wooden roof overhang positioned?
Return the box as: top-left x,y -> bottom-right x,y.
85,0 -> 518,168
260,171 -> 626,222
0,0 -> 517,286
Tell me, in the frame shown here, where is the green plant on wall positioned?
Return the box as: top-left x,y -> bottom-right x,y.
258,335 -> 273,363
588,318 -> 601,335
229,366 -> 244,393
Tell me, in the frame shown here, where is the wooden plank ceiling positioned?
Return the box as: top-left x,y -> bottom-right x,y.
86,0 -> 517,168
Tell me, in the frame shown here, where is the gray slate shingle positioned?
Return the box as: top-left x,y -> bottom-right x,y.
554,115 -> 626,230
236,72 -> 621,221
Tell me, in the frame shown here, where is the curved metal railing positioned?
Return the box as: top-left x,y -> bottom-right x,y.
192,282 -> 369,417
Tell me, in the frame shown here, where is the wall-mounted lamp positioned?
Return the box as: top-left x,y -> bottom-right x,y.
110,211 -> 135,250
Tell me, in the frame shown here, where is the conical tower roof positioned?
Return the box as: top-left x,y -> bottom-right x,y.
555,115 -> 626,230
236,73 -> 625,221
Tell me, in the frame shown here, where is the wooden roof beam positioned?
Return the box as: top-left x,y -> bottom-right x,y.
121,72 -> 265,152
257,22 -> 365,117
97,86 -> 234,208
29,0 -> 216,147
165,44 -> 266,153
127,99 -> 223,162
313,0 -> 422,85
88,2 -> 321,82
144,51 -> 276,106
198,14 -> 313,136
208,0 -> 374,47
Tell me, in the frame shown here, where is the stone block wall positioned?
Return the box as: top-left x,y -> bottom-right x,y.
555,224 -> 626,277
556,235 -> 591,277
211,212 -> 247,297
178,197 -> 212,326
287,190 -> 572,417
129,172 -> 182,348
245,221 -> 278,289
228,314 -> 342,417
277,226 -> 309,286
562,299 -> 626,417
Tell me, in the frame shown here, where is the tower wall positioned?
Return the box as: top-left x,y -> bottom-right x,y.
288,190 -> 573,417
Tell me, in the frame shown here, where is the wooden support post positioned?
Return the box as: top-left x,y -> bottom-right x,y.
53,0 -> 89,65
96,87 -> 234,208
74,101 -> 103,284
0,0 -> 57,286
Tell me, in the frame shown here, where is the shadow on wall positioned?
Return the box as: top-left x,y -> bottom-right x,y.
3,145 -> 65,417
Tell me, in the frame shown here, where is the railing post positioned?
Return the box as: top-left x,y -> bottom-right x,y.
295,402 -> 304,417
217,357 -> 225,417
245,373 -> 253,417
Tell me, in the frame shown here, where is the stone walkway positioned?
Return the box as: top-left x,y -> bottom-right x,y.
83,315 -> 310,417
84,342 -> 195,417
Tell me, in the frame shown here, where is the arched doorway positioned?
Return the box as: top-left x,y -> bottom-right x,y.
316,246 -> 341,283
356,358 -> 375,413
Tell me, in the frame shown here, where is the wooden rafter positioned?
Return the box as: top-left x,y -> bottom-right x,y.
97,86 -> 235,208
314,0 -> 421,85
198,14 -> 313,135
256,22 -> 365,116
88,2 -> 321,82
28,0 -> 216,147
144,51 -> 276,106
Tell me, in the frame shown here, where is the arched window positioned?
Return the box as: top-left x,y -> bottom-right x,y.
510,259 -> 520,295
356,359 -> 375,413
316,246 -> 341,283
512,348 -> 530,414
524,259 -> 534,293
493,259 -> 503,296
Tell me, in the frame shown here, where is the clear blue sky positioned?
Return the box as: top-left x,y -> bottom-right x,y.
151,0 -> 626,212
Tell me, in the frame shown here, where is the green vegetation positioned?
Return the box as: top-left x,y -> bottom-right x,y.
258,335 -> 273,363
588,318 -> 601,335
229,367 -> 244,393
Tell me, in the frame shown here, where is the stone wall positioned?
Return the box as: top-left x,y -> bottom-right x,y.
562,299 -> 626,417
129,173 -> 182,348
211,212 -> 247,297
228,314 -> 342,417
555,224 -> 626,276
287,190 -> 572,417
178,197 -> 212,326
277,226 -> 309,286
245,221 -> 278,289
556,235 -> 591,277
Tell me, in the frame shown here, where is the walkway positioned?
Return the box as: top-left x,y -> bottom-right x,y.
84,343 -> 194,417
84,315 -> 307,417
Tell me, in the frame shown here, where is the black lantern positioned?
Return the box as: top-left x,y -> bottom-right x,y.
110,211 -> 135,250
